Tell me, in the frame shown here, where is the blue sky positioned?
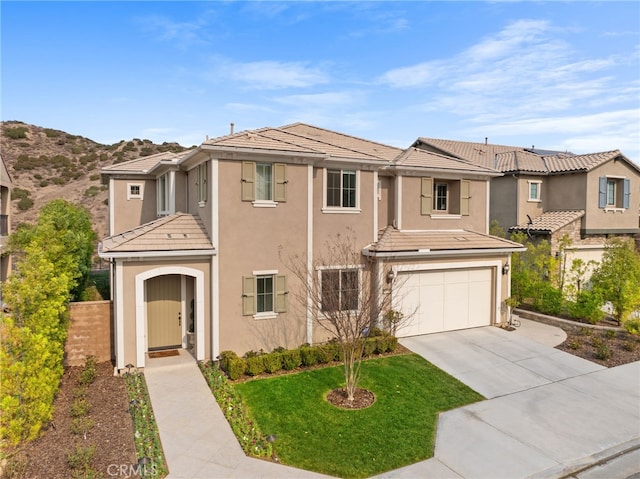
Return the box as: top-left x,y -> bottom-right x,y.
2,1 -> 639,163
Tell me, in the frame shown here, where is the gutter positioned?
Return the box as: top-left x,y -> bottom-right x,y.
362,246 -> 526,259
98,247 -> 217,260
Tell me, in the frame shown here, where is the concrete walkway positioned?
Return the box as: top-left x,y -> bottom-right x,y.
143,320 -> 640,479
144,351 -> 328,478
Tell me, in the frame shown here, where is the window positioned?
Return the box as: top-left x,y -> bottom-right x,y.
420,178 -> 470,216
127,183 -> 143,200
157,174 -> 170,216
599,176 -> 630,210
197,162 -> 208,203
528,181 -> 541,201
242,273 -> 288,317
321,269 -> 359,312
256,163 -> 272,201
242,161 -> 287,204
434,183 -> 448,211
326,169 -> 357,208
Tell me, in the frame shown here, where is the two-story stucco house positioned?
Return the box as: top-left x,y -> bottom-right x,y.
413,138 -> 640,271
99,124 -> 523,371
0,154 -> 12,301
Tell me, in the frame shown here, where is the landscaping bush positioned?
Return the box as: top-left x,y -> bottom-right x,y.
624,318 -> 640,335
566,290 -> 604,324
245,355 -> 266,376
263,352 -> 283,374
362,337 -> 377,357
299,345 -> 319,367
281,349 -> 301,370
533,283 -> 564,315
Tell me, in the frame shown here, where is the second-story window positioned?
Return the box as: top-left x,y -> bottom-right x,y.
242,161 -> 287,204
197,162 -> 208,204
528,180 -> 541,202
434,183 -> 448,211
157,174 -> 170,216
256,163 -> 273,201
599,176 -> 630,210
326,169 -> 357,208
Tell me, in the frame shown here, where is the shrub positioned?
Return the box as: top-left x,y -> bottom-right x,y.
567,338 -> 582,350
67,445 -> 95,470
44,128 -> 61,138
622,341 -> 637,352
533,284 -> 563,315
70,398 -> 91,417
281,349 -> 301,370
605,329 -> 616,339
79,356 -> 97,386
263,352 -> 282,374
566,290 -> 604,324
624,318 -> 640,335
17,196 -> 34,210
4,126 -> 28,139
83,186 -> 100,197
245,355 -> 265,376
362,337 -> 377,357
299,345 -> 318,367
70,416 -> 94,438
218,350 -> 238,374
595,343 -> 611,360
227,357 -> 247,380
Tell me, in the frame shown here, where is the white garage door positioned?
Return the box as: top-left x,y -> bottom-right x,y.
396,268 -> 493,337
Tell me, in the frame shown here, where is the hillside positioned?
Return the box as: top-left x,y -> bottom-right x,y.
0,121 -> 190,256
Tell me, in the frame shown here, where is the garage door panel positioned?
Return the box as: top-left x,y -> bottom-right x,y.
396,267 -> 493,337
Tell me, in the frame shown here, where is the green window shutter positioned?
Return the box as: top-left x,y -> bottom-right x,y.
241,161 -> 255,202
421,177 -> 433,215
460,180 -> 470,216
242,276 -> 256,316
274,163 -> 287,202
275,275 -> 288,313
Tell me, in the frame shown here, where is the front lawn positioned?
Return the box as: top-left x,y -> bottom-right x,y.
235,354 -> 483,478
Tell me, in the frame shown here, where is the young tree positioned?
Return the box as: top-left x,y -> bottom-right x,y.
590,238 -> 640,325
282,231 -> 397,403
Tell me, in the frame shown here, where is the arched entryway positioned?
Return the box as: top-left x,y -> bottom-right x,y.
135,266 -> 206,367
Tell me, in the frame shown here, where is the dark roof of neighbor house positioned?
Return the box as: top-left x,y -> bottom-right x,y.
366,227 -> 524,254
416,138 -> 639,175
508,210 -> 585,234
99,213 -> 213,254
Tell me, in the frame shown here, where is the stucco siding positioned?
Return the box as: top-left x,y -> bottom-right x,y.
516,175 -> 545,224
490,176 -> 518,230
111,178 -> 157,235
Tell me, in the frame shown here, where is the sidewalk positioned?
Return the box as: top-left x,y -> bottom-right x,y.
143,350 -> 329,479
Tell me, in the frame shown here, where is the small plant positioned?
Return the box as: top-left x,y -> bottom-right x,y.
73,386 -> 87,400
622,341 -> 637,352
70,417 -> 95,440
70,398 -> 92,417
79,356 -> 98,386
590,336 -> 603,348
567,338 -> 582,350
67,445 -> 95,470
605,329 -> 616,339
580,327 -> 593,337
595,343 -> 612,360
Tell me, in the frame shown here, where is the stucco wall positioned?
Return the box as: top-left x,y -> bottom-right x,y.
110,178 -> 157,235
490,176 -> 518,230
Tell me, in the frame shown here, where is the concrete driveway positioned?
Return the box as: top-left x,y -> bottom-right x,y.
378,325 -> 640,479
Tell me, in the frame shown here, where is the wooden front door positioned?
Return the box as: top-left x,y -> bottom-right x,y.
147,275 -> 182,350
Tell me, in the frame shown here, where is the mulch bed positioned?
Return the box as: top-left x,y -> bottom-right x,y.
326,388 -> 376,409
3,361 -> 138,479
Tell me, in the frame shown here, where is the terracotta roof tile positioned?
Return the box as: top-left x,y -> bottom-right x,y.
509,210 -> 585,234
367,227 -> 523,254
101,150 -> 192,173
100,213 -> 213,254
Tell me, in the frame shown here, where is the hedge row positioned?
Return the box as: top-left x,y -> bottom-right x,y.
219,333 -> 398,380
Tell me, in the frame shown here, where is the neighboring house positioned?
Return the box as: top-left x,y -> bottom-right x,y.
99,124 -> 523,371
0,154 -> 12,302
413,138 -> 640,277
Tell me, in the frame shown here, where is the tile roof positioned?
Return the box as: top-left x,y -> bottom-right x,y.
101,150 -> 193,174
509,210 -> 585,234
417,138 -> 639,175
393,148 -> 501,175
366,227 -> 523,254
202,123 -> 402,163
100,213 -> 214,254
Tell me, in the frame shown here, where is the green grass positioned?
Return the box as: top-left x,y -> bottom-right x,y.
235,354 -> 484,478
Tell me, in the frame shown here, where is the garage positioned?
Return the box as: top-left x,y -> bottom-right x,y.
395,267 -> 493,337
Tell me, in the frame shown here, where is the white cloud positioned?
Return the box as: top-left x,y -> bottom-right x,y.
213,60 -> 330,90
273,91 -> 362,107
